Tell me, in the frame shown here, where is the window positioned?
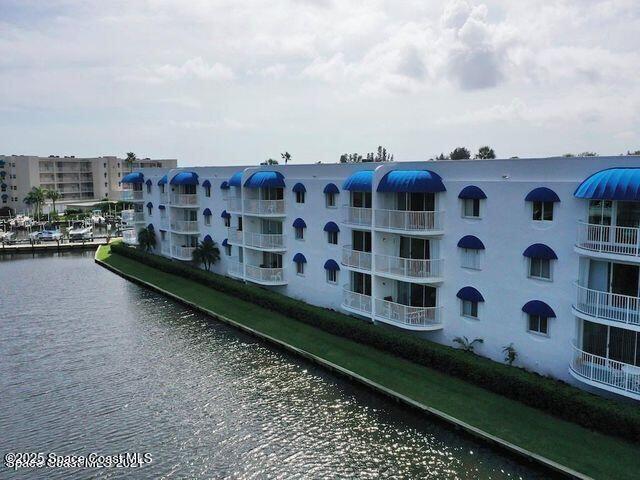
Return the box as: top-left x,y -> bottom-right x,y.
204,215 -> 211,226
326,269 -> 337,284
327,231 -> 338,245
528,315 -> 548,335
461,300 -> 478,318
160,209 -> 166,219
238,217 -> 243,231
147,206 -> 152,215
225,244 -> 232,256
160,231 -> 166,241
529,258 -> 551,280
462,198 -> 480,218
295,227 -> 304,240
160,184 -> 165,194
104,182 -> 108,188
146,184 -> 151,194
326,192 -> 336,208
296,262 -> 304,275
224,216 -> 230,228
205,186 -> 211,197
461,248 -> 480,270
532,201 -> 553,221
296,191 -> 305,203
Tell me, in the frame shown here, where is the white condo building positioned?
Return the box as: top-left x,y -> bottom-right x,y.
121,156 -> 640,402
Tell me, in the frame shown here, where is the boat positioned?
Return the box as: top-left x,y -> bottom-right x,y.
38,229 -> 63,242
10,215 -> 33,228
68,221 -> 93,242
91,209 -> 105,225
0,231 -> 15,243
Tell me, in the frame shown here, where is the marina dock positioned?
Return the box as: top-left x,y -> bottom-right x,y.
0,237 -> 111,254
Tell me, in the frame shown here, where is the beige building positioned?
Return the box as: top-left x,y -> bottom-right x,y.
0,155 -> 177,214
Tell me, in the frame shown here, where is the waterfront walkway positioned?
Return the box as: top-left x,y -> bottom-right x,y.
1,237 -> 110,254
96,244 -> 639,480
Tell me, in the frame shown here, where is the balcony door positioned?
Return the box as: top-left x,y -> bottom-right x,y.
399,236 -> 429,260
261,187 -> 283,201
262,252 -> 282,268
611,263 -> 639,297
582,320 -> 640,367
351,191 -> 371,208
261,219 -> 282,235
352,230 -> 371,252
396,192 -> 434,212
351,272 -> 371,296
396,281 -> 435,308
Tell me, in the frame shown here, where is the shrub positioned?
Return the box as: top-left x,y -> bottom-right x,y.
109,243 -> 640,443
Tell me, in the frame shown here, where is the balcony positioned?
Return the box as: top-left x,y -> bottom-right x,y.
342,206 -> 372,227
122,229 -> 137,245
574,283 -> 640,328
342,286 -> 372,316
341,246 -> 372,271
170,220 -> 200,233
122,190 -> 144,202
227,259 -> 244,278
227,228 -> 243,245
244,232 -> 286,251
159,193 -> 168,204
576,221 -> 640,260
245,265 -> 287,285
374,254 -> 443,283
171,245 -> 195,261
227,196 -> 242,213
569,345 -> 640,400
170,194 -> 198,207
244,199 -> 285,216
374,209 -> 444,234
133,212 -> 146,223
374,298 -> 442,330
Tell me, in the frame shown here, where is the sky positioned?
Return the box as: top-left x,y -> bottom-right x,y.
1,0 -> 639,166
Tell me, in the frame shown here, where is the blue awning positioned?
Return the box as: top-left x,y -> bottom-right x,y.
170,171 -> 199,185
158,205 -> 166,210
293,218 -> 307,229
324,183 -> 340,194
229,171 -> 243,187
158,174 -> 168,185
458,185 -> 487,200
574,168 -> 640,201
1,194 -> 8,200
203,234 -> 213,242
244,171 -> 286,189
456,287 -> 485,303
343,170 -> 374,191
203,208 -> 212,216
202,180 -> 211,188
324,221 -> 340,233
324,259 -> 340,271
522,300 -> 556,318
292,182 -> 306,193
525,187 -> 560,202
222,238 -> 229,247
221,210 -> 231,219
293,253 -> 307,263
146,202 -> 153,208
147,223 -> 154,231
457,235 -> 485,249
523,243 -> 557,260
121,172 -> 144,184
377,170 -> 446,193
145,179 -> 152,186
220,181 -> 230,190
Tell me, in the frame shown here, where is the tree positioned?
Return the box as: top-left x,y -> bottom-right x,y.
434,153 -> 448,160
46,189 -> 60,214
449,147 -> 471,160
578,152 -> 598,157
453,336 -> 484,353
562,153 -> 575,157
373,146 -> 393,162
502,343 -> 517,366
260,158 -> 279,165
192,237 -> 221,271
24,187 -> 46,218
125,152 -> 137,172
137,226 -> 156,252
339,153 -> 363,163
475,146 -> 496,159
280,152 -> 292,164
627,150 -> 640,156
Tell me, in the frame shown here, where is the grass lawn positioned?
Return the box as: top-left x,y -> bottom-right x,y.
97,244 -> 637,480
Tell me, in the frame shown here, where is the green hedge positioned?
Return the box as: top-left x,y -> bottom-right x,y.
110,243 -> 640,443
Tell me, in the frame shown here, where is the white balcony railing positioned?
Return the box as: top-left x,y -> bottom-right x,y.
375,254 -> 443,280
227,196 -> 242,212
374,298 -> 442,329
374,209 -> 444,232
121,190 -> 144,201
244,232 -> 286,250
342,286 -> 372,314
244,199 -> 286,216
227,259 -> 244,277
172,245 -> 195,260
122,229 -> 137,245
245,265 -> 286,284
574,283 -> 640,327
159,193 -> 168,204
227,228 -> 243,244
170,194 -> 198,206
121,209 -> 134,223
342,206 -> 372,227
133,212 -> 146,223
577,221 -> 640,257
570,344 -> 640,398
170,220 -> 200,233
341,246 -> 372,271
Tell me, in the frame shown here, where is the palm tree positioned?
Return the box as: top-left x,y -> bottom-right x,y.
137,226 -> 156,252
125,152 -> 137,173
453,336 -> 484,353
45,189 -> 60,215
192,237 -> 220,271
24,187 -> 46,218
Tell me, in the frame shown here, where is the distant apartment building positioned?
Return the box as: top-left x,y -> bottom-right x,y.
0,155 -> 177,213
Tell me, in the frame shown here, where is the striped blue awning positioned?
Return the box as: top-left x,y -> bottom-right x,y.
523,243 -> 557,260
229,171 -> 243,187
324,259 -> 340,271
244,171 -> 285,188
222,238 -> 229,247
377,170 -> 446,193
292,182 -> 306,193
293,218 -> 307,229
158,174 -> 168,185
324,183 -> 339,194
323,221 -> 340,233
522,300 -> 556,318
145,179 -> 152,186
343,171 -> 374,191
457,235 -> 485,249
202,180 -> 211,188
221,210 -> 231,218
121,172 -> 144,184
203,234 -> 213,242
170,171 -> 199,185
146,202 -> 153,208
458,185 -> 487,199
575,168 -> 640,201
525,187 -> 560,202
456,287 -> 485,302
220,181 -> 230,190
203,208 -> 212,216
293,253 -> 307,263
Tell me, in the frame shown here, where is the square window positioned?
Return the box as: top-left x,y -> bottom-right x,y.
326,192 -> 336,208
461,248 -> 480,270
296,262 -> 304,275
160,231 -> 166,241
296,191 -> 305,203
326,269 -> 337,283
529,258 -> 551,280
204,216 -> 211,226
327,231 -> 338,245
462,198 -> 480,218
461,300 -> 478,318
528,315 -> 548,335
532,201 -> 553,221
146,184 -> 151,194
295,227 -> 304,240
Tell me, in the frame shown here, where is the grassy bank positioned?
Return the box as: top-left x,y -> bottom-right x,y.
97,244 -> 637,480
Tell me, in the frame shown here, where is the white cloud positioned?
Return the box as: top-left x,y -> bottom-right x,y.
155,57 -> 234,81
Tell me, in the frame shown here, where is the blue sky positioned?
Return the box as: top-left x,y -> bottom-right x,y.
1,0 -> 638,165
